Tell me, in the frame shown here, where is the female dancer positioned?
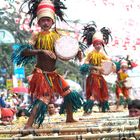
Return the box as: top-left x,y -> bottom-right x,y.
80,22 -> 115,113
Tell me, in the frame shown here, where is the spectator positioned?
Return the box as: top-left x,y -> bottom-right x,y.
12,94 -> 20,108
0,107 -> 16,125
16,108 -> 29,118
128,99 -> 140,117
0,93 -> 7,108
45,103 -> 60,123
47,103 -> 59,116
19,96 -> 28,109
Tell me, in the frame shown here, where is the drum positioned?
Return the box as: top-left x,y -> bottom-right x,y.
124,77 -> 132,88
55,36 -> 79,61
101,60 -> 114,75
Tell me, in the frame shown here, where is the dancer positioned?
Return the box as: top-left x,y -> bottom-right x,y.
12,0 -> 83,130
115,60 -> 131,110
80,21 -> 115,113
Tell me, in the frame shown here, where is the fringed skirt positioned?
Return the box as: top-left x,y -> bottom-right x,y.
115,84 -> 129,99
29,67 -> 70,99
86,73 -> 109,102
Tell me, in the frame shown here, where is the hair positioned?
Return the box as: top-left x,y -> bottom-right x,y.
82,21 -> 112,46
128,99 -> 140,110
16,109 -> 27,117
48,102 -> 58,108
82,21 -> 97,46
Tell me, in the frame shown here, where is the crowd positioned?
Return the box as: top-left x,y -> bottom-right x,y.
0,86 -> 140,127
0,90 -> 30,125
0,89 -> 60,125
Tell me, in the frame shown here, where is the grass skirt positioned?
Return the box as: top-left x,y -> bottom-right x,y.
59,90 -> 83,114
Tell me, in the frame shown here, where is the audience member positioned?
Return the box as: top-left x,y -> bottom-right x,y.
0,107 -> 16,125
128,99 -> 140,117
0,93 -> 7,108
47,103 -> 59,117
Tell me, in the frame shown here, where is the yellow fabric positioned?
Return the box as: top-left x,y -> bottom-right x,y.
35,31 -> 60,51
119,71 -> 129,81
49,76 -> 53,88
98,79 -> 100,88
86,50 -> 108,66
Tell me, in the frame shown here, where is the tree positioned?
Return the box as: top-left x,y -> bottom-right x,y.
0,0 -> 83,88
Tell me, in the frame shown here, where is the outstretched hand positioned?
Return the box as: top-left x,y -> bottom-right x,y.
76,50 -> 83,62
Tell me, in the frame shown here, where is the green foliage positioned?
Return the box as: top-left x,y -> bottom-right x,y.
0,2 -> 83,85
0,2 -> 32,80
0,44 -> 13,78
56,60 -> 83,83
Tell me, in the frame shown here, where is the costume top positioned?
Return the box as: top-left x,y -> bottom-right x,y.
30,31 -> 60,52
86,50 -> 108,66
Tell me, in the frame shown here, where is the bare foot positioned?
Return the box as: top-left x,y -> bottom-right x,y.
66,119 -> 78,123
19,126 -> 34,137
115,106 -> 119,110
24,125 -> 33,129
20,130 -> 39,137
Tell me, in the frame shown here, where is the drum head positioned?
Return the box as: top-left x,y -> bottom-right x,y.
124,77 -> 132,88
101,61 -> 113,75
55,36 -> 79,61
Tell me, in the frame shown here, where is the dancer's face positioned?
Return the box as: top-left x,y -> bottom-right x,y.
121,65 -> 128,72
38,17 -> 54,31
93,42 -> 103,51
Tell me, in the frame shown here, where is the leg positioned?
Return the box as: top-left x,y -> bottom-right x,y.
24,105 -> 38,129
18,105 -> 39,137
116,97 -> 120,110
66,103 -> 77,123
59,90 -> 83,123
101,101 -> 110,112
124,98 -> 131,109
123,87 -> 131,109
115,86 -> 123,110
83,98 -> 94,114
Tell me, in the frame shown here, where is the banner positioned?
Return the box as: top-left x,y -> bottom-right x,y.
6,79 -> 13,90
14,65 -> 25,79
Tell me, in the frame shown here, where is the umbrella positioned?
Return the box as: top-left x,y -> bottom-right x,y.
11,87 -> 28,93
66,79 -> 82,92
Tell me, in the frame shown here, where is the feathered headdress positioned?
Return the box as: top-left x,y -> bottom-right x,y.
120,60 -> 128,67
82,21 -> 112,47
20,0 -> 67,27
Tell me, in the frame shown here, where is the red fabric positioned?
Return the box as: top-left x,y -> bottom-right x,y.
1,108 -> 16,121
29,68 -> 70,99
131,62 -> 138,68
92,39 -> 103,45
86,73 -> 109,102
37,5 -> 55,12
115,84 -> 129,99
